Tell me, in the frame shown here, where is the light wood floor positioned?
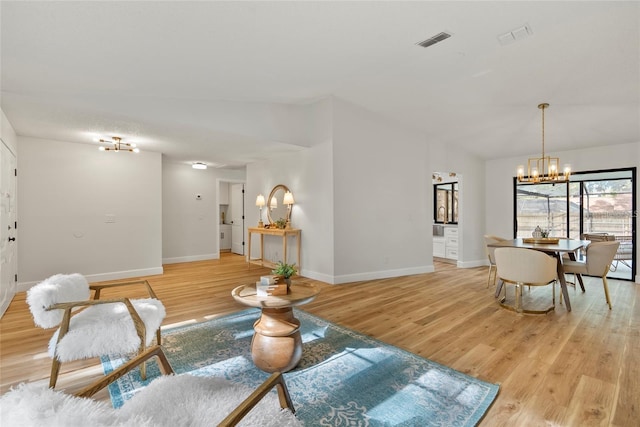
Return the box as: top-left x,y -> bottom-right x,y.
1,254 -> 638,426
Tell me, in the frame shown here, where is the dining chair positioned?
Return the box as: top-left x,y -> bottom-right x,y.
483,235 -> 507,289
26,273 -> 166,388
494,247 -> 558,314
562,241 -> 620,309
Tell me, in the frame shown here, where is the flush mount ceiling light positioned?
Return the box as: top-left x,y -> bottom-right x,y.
96,136 -> 139,153
192,162 -> 207,170
517,103 -> 570,183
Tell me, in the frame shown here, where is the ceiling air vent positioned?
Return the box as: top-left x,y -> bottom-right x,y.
416,32 -> 452,48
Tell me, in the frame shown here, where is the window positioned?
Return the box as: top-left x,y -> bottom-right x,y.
514,168 -> 636,280
434,182 -> 458,224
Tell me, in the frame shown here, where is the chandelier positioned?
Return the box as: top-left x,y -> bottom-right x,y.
96,136 -> 140,153
517,103 -> 570,183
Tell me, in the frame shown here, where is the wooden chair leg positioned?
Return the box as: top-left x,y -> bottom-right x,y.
486,265 -> 494,288
156,328 -> 162,346
139,345 -> 147,381
49,358 -> 62,389
602,275 -> 612,309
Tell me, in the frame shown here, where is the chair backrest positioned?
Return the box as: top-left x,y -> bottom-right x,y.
494,248 -> 557,285
581,233 -> 615,242
26,273 -> 90,329
484,235 -> 507,264
585,241 -> 620,277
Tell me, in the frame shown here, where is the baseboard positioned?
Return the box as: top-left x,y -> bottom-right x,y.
163,253 -> 219,264
0,299 -> 11,318
332,265 -> 435,285
457,259 -> 489,268
299,269 -> 335,285
17,266 -> 165,292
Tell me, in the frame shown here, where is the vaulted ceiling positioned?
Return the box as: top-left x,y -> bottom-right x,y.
2,1 -> 638,168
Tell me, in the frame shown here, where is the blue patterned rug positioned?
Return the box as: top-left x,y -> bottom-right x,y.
101,309 -> 498,426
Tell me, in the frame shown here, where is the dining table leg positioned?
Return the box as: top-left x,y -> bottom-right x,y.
568,252 -> 585,292
495,278 -> 504,299
554,253 -> 572,311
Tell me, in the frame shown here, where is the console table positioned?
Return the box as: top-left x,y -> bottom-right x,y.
247,227 -> 301,270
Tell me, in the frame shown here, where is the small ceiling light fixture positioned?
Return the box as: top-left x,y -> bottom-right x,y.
517,103 -> 570,183
96,136 -> 139,153
192,162 -> 207,170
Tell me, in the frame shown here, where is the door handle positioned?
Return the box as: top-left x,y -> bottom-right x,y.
8,237 -> 15,242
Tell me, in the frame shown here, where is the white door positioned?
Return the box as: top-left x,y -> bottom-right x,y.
230,183 -> 245,255
0,140 -> 17,318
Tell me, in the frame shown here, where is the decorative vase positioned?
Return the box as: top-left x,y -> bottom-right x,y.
284,278 -> 292,292
532,225 -> 543,238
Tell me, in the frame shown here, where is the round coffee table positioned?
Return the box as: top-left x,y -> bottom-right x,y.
231,282 -> 319,373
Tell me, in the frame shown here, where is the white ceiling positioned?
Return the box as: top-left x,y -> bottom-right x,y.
2,1 -> 638,168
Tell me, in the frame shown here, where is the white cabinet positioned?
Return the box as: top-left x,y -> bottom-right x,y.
220,224 -> 232,250
434,226 -> 458,260
444,227 -> 458,260
433,237 -> 445,257
219,182 -> 229,205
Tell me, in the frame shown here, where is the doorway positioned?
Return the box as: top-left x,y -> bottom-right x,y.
0,139 -> 17,317
432,171 -> 460,266
218,180 -> 245,257
230,183 -> 245,255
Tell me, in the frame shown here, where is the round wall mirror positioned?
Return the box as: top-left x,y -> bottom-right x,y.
267,184 -> 291,224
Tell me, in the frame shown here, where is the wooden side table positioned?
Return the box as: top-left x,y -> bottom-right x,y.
247,227 -> 301,270
231,282 -> 319,372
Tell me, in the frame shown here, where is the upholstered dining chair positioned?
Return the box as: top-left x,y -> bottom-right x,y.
26,273 -> 166,388
494,248 -> 558,314
563,241 -> 620,309
484,235 -> 507,289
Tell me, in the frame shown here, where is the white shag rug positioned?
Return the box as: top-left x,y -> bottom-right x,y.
0,374 -> 302,427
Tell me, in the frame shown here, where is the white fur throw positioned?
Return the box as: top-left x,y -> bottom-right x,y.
0,375 -> 302,427
26,274 -> 90,329
49,298 -> 166,362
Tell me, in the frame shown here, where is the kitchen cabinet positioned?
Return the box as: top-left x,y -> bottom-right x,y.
220,224 -> 232,251
219,182 -> 229,205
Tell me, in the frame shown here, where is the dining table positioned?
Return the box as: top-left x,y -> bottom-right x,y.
488,238 -> 590,312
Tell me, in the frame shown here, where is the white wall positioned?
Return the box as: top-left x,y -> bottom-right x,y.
247,141 -> 334,282
486,141 -> 640,282
1,110 -> 18,153
17,136 -> 163,286
162,160 -> 245,263
332,98 -> 432,282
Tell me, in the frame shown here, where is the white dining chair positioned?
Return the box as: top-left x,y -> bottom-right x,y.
494,247 -> 558,314
484,235 -> 507,289
563,241 -> 620,309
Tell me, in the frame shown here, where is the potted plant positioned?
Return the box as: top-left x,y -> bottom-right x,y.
271,261 -> 297,289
